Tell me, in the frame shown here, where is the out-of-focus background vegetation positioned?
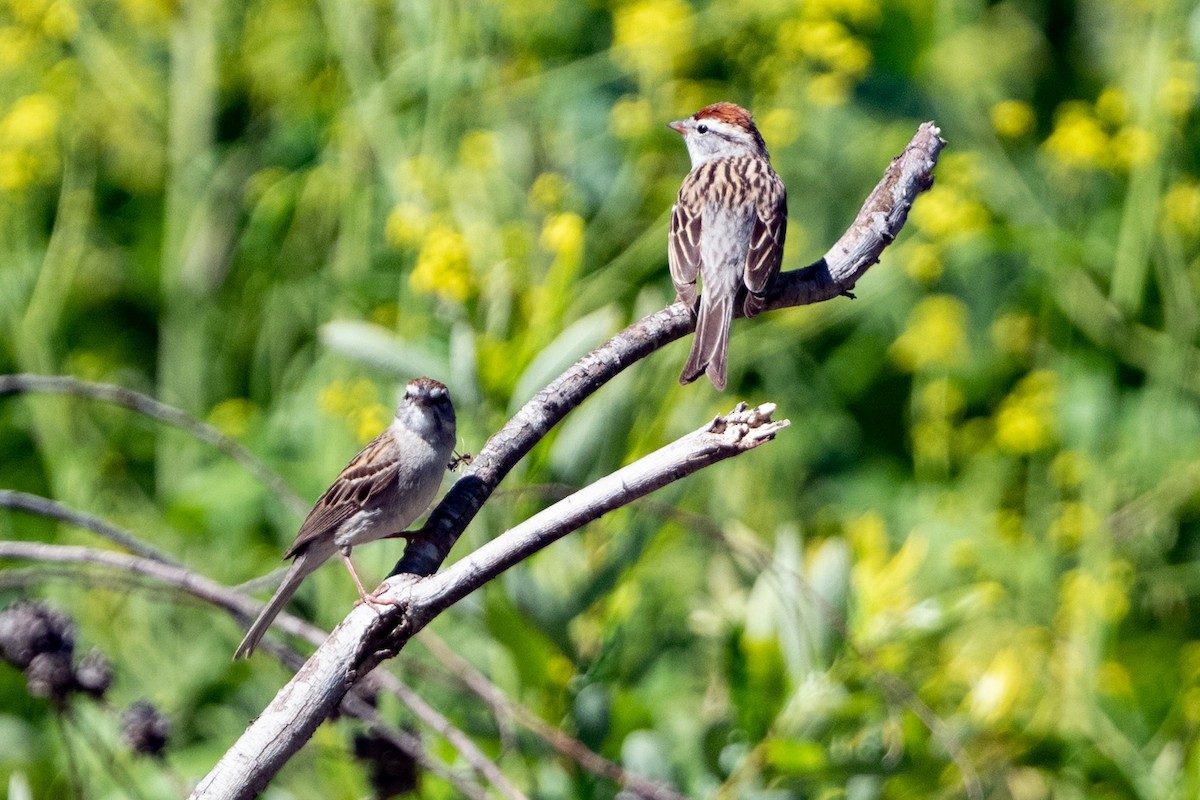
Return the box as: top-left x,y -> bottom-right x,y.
2,0 -> 1200,796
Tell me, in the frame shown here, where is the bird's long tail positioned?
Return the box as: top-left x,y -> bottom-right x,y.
234,554 -> 316,659
679,290 -> 733,390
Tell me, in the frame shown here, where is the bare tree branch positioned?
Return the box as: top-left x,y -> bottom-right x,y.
190,402 -> 788,798
190,122 -> 943,797
0,489 -> 181,566
397,121 -> 945,577
0,540 -> 514,798
0,501 -> 683,798
0,374 -> 309,516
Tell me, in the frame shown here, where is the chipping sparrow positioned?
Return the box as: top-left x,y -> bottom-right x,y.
234,377 -> 456,659
668,102 -> 787,390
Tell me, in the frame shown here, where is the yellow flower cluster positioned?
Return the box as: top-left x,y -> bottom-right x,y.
994,370 -> 1057,454
612,0 -> 695,81
969,646 -> 1028,723
409,223 -> 473,303
1047,501 -> 1100,551
890,295 -> 969,372
990,311 -> 1036,358
540,212 -> 584,258
458,130 -> 498,172
0,93 -> 60,191
847,512 -> 931,642
609,95 -> 653,140
776,22 -> 870,106
1056,565 -> 1131,628
911,377 -> 964,471
317,379 -> 391,444
1161,180 -> 1200,238
385,202 -> 429,249
207,398 -> 258,439
990,100 -> 1036,139
1042,90 -> 1158,173
5,0 -> 77,39
1159,60 -> 1198,118
528,172 -> 569,212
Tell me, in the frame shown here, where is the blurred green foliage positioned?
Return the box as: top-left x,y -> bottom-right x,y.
2,0 -> 1200,797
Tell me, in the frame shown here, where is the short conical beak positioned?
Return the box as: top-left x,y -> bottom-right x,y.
667,120 -> 688,135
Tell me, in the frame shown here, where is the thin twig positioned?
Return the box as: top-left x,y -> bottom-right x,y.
0,540 -> 515,798
418,631 -> 689,800
372,672 -> 530,800
0,374 -> 308,516
0,490 -> 180,567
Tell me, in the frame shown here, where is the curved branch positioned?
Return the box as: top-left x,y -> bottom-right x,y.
194,122 -> 942,798
398,121 -> 944,577
0,374 -> 309,516
191,402 -> 788,798
0,489 -> 181,566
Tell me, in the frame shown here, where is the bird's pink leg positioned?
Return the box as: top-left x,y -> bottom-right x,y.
340,553 -> 401,609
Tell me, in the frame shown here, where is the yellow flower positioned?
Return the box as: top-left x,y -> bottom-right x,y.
917,377 -> 964,418
1159,61 -> 1198,117
529,172 -> 569,211
609,95 -> 652,140
318,378 -> 378,417
990,100 -> 1035,139
910,184 -> 988,240
208,398 -> 257,438
846,510 -> 888,568
540,212 -> 584,257
802,0 -> 881,25
1184,687 -> 1200,723
42,0 -> 78,38
1111,126 -> 1157,171
902,242 -> 943,284
779,19 -> 871,79
612,0 -> 694,80
969,648 -> 1025,723
1094,86 -> 1130,125
0,26 -> 36,66
385,202 -> 429,248
1047,502 -> 1099,551
990,311 -> 1035,358
806,72 -> 852,107
9,0 -> 50,25
1,94 -> 59,146
994,370 -> 1057,454
459,130 -> 498,172
990,509 -> 1026,543
1095,661 -> 1132,697
410,223 -> 473,303
1042,102 -> 1109,170
1049,450 -> 1090,487
0,149 -> 36,191
1058,568 -> 1129,627
758,107 -> 800,149
350,403 -> 391,444
1162,181 -> 1200,237
890,295 -> 969,372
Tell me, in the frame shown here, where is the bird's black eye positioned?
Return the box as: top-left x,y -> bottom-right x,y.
697,124 -> 709,134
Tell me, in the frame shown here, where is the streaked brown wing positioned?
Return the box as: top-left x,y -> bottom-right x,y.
284,433 -> 398,558
743,173 -> 786,317
668,192 -> 703,308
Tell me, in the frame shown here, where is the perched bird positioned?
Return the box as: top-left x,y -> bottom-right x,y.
667,102 -> 787,390
234,377 -> 457,659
